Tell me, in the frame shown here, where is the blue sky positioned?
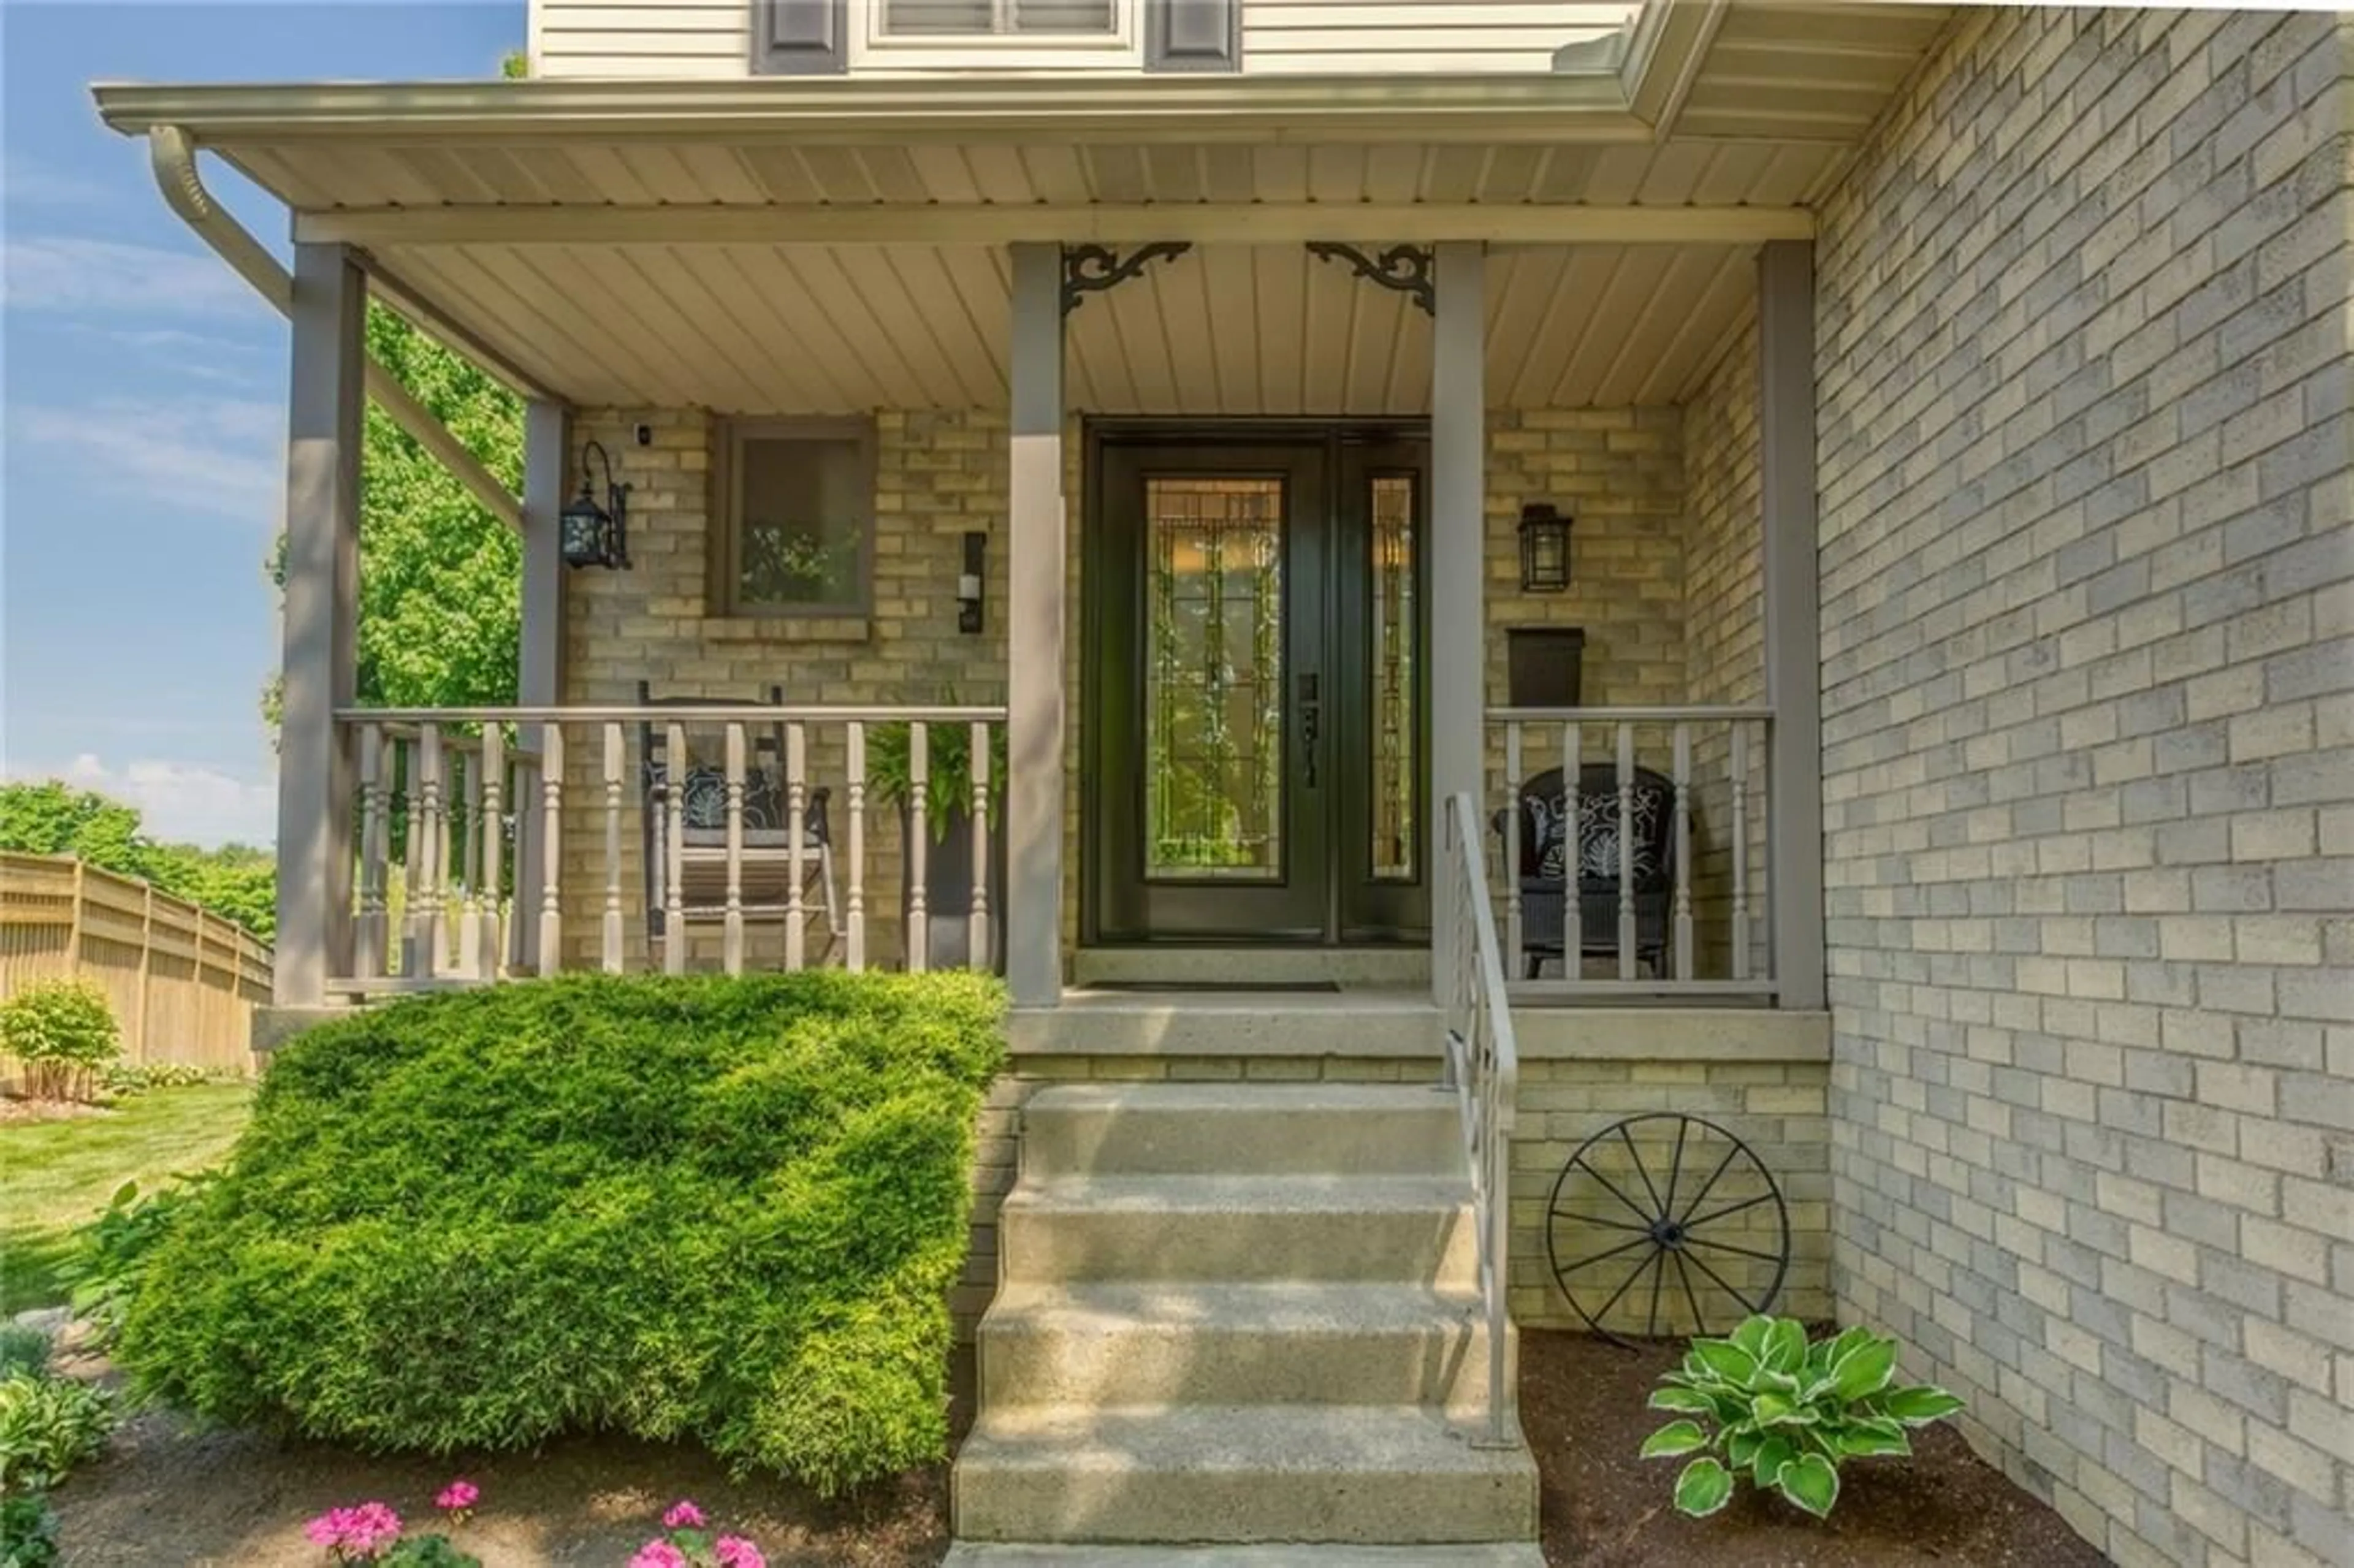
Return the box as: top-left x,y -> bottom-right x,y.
2,1 -> 521,847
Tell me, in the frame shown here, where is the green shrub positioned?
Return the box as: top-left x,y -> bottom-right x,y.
66,1178 -> 212,1351
0,1492 -> 59,1568
0,1331 -> 45,1384
0,1373 -> 113,1492
113,972 -> 1005,1494
0,982 -> 120,1101
1642,1314 -> 1964,1520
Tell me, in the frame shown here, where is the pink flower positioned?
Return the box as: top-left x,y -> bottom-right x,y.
714,1536 -> 766,1568
628,1542 -> 690,1568
661,1500 -> 707,1531
303,1502 -> 403,1560
435,1479 -> 479,1512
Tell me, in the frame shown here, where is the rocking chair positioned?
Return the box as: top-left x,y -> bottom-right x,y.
639,682 -> 842,963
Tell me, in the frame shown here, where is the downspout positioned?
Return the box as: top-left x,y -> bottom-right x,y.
149,126 -> 525,530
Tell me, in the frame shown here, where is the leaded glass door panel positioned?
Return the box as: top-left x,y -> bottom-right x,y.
1090,430 -> 1428,946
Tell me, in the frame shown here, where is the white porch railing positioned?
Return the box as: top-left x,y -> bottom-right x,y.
330,704 -> 1005,993
1439,790 -> 1518,1451
1488,706 -> 1776,1002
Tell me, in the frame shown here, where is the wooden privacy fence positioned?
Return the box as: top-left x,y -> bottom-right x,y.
0,853 -> 272,1076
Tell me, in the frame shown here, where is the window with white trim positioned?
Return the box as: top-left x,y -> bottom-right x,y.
880,0 -> 1118,36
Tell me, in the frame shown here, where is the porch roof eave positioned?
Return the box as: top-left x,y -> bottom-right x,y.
90,72 -> 1647,148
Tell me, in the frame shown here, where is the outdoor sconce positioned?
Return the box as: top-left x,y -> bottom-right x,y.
1518,502 -> 1572,592
958,530 -> 986,634
558,440 -> 631,570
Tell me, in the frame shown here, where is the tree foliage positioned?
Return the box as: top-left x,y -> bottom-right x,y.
267,306 -> 525,719
0,783 -> 275,940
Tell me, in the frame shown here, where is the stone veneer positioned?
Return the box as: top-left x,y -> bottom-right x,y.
1814,10 -> 2351,1566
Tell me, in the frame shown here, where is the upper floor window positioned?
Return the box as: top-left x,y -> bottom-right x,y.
880,0 -> 1118,36
753,0 -> 1238,74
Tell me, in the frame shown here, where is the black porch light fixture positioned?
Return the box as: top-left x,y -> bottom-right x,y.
1518,502 -> 1572,592
559,440 -> 631,570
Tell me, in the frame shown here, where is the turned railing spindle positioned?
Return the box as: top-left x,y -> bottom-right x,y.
907,721 -> 929,973
480,728 -> 505,979
1617,723 -> 1636,981
969,720 -> 991,967
724,723 -> 746,976
356,724 -> 387,980
537,729 -> 564,975
1731,722 -> 1752,982
1503,720 -> 1523,975
600,723 -> 624,973
418,724 -> 446,978
847,721 -> 867,972
400,736 -> 424,974
785,723 -> 808,973
1563,721 -> 1582,969
1672,721 -> 1694,981
664,721 -> 687,975
457,749 -> 483,978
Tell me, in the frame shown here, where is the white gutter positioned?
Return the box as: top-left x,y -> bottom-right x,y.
148,126 -> 523,531
95,73 -> 1642,145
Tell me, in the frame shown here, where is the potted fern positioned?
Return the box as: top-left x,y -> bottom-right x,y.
869,712 -> 1010,973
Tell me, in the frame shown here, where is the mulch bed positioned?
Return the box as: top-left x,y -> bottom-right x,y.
0,1095 -> 113,1124
1520,1328 -> 2111,1566
53,1332 -> 2106,1565
50,1350 -> 973,1567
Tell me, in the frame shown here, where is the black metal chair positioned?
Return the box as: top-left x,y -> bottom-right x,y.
638,682 -> 840,958
1492,763 -> 1676,979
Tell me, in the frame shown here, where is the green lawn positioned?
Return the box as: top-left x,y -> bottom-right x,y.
0,1082 -> 252,1315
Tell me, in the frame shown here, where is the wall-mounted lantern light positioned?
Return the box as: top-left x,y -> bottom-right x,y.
958,530 -> 986,634
559,440 -> 631,570
1517,502 -> 1572,593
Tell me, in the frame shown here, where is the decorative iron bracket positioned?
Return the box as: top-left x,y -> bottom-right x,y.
1305,242 -> 1436,317
1062,242 -> 1193,316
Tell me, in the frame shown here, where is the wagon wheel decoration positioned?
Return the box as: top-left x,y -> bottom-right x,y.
1546,1113 -> 1789,1347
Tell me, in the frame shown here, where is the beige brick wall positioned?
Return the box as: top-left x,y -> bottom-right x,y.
560,406 -> 1700,970
1815,10 -> 2352,1566
959,1050 -> 1832,1340
1681,313 -> 1767,980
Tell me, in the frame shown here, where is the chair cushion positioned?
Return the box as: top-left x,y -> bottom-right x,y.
1526,778 -> 1669,883
657,764 -> 785,831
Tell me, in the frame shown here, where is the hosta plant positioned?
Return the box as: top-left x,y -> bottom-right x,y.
1642,1315 -> 1964,1520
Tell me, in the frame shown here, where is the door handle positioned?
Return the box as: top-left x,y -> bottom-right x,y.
1298,674 -> 1320,790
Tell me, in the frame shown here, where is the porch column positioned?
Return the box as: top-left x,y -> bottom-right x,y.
1759,240 -> 1826,1010
1430,241 -> 1487,1002
1007,242 -> 1065,1007
515,399 -> 571,974
273,242 -> 366,1005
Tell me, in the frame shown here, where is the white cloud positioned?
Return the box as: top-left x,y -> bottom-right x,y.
16,399 -> 284,528
44,754 -> 276,850
0,235 -> 257,318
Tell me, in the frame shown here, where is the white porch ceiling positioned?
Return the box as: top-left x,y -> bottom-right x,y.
233,135 -> 1855,213
375,239 -> 1756,414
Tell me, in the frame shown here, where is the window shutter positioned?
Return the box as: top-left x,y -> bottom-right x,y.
752,0 -> 848,74
1146,0 -> 1238,71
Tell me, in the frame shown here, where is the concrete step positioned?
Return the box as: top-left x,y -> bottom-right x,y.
1071,948 -> 1432,989
977,1281 -> 1509,1416
1021,1083 -> 1461,1179
943,1545 -> 1546,1567
953,1403 -> 1539,1545
998,1174 -> 1478,1287
1007,992 -> 1438,1059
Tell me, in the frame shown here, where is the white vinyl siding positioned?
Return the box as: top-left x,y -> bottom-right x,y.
1241,1 -> 1636,74
532,0 -> 1637,78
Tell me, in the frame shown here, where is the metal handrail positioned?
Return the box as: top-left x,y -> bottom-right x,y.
1440,789 -> 1520,1451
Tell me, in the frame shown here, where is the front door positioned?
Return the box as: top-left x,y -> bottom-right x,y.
1089,427 -> 1429,945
